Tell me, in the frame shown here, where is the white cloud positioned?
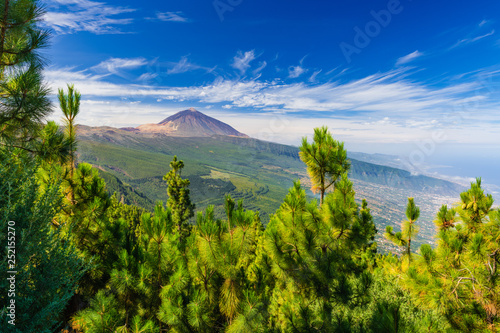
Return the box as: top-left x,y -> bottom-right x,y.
43,66 -> 500,147
396,51 -> 424,66
166,56 -> 211,75
138,72 -> 159,82
288,65 -> 307,78
147,11 -> 188,22
308,70 -> 322,82
452,30 -> 496,49
252,61 -> 267,76
231,50 -> 256,75
288,57 -> 308,79
469,30 -> 495,43
479,19 -> 491,27
48,99 -> 185,128
44,0 -> 135,34
42,66 -> 500,153
44,67 -> 498,115
91,57 -> 148,74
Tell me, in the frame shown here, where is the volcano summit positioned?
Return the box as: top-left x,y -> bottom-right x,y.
133,108 -> 248,138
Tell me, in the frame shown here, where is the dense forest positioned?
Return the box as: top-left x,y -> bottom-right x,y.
1,1 -> 499,332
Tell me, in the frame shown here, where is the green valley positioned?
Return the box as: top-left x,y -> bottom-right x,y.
77,125 -> 464,252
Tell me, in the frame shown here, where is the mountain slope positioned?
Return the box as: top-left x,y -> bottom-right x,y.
133,108 -> 248,137
211,135 -> 463,196
96,169 -> 155,210
77,126 -> 465,252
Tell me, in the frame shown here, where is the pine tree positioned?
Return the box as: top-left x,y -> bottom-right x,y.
163,155 -> 195,241
459,177 -> 493,230
69,198 -> 157,332
64,163 -> 111,238
434,204 -> 456,231
0,0 -> 49,69
299,126 -> 350,205
384,197 -> 420,264
140,202 -> 180,328
57,163 -> 112,297
156,198 -> 264,332
36,120 -> 73,165
263,177 -> 377,331
392,179 -> 499,331
71,291 -> 124,333
0,152 -> 87,332
58,84 -> 81,183
0,0 -> 52,151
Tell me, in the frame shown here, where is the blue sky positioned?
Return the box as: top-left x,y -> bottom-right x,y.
42,0 -> 500,188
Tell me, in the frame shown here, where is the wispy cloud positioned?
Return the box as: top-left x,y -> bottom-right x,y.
231,50 -> 256,75
91,57 -> 148,74
288,57 -> 308,78
252,61 -> 267,76
44,66 -> 500,146
396,50 -> 424,66
146,11 -> 189,22
166,56 -> 213,74
137,72 -> 159,82
451,29 -> 496,49
469,30 -> 495,43
44,0 -> 135,34
308,70 -> 322,83
479,19 -> 491,27
45,66 -> 498,117
288,65 -> 307,78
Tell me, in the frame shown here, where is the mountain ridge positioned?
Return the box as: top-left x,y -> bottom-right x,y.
76,109 -> 467,252
130,108 -> 248,138
76,129 -> 465,252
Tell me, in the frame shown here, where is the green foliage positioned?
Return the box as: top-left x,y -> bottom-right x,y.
62,163 -> 111,245
69,127 -> 474,332
140,202 -> 180,320
163,155 -> 195,241
261,176 -> 378,331
68,189 -> 159,332
459,177 -> 494,228
37,120 -> 73,164
299,126 -> 350,205
97,169 -> 155,211
383,178 -> 500,331
0,64 -> 52,150
434,204 -> 456,230
0,152 -> 88,332
384,197 -> 420,264
0,0 -> 50,70
55,163 -> 146,301
0,0 -> 52,152
366,266 -> 449,333
58,84 -> 81,178
14,118 -> 495,333
77,131 -> 464,244
0,0 -> 74,166
157,198 -> 264,332
14,0 -> 492,330
71,291 -> 124,333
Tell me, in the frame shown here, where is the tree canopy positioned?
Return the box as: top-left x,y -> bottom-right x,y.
299,126 -> 350,205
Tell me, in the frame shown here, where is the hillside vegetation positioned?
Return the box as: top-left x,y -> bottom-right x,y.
2,4 -> 498,331
77,127 -> 464,251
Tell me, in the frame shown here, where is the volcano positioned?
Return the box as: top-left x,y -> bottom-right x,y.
134,108 -> 248,137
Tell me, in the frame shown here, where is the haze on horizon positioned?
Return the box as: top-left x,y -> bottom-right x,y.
43,0 -> 500,188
